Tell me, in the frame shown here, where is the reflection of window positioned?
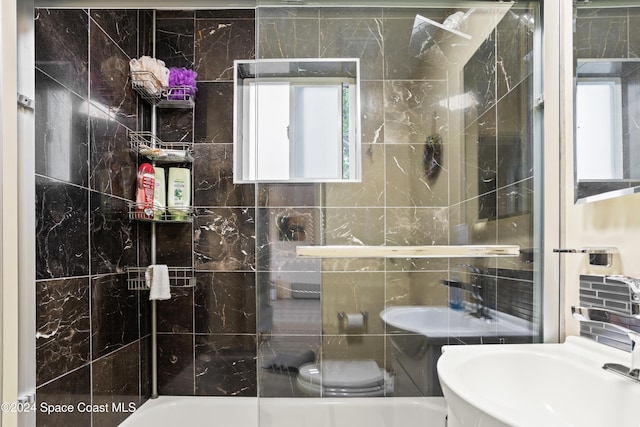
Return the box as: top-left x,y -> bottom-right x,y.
243,79 -> 356,182
575,77 -> 623,180
234,59 -> 361,184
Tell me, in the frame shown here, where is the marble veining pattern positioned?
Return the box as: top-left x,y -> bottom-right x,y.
465,105 -> 497,202
36,176 -> 90,280
193,143 -> 255,207
384,80 -> 449,144
324,144 -> 385,208
194,18 -> 256,81
36,277 -> 91,386
575,14 -> 628,59
319,18 -> 383,80
156,109 -> 193,143
496,8 -> 534,99
89,21 -> 138,130
385,207 -> 449,247
194,334 -> 257,396
155,18 -> 195,69
464,31 -> 497,124
497,78 -> 533,187
359,81 -> 385,145
90,192 -> 136,275
91,274 -> 139,359
194,208 -> 256,271
89,115 -> 136,200
35,7 -> 154,424
258,18 -> 320,60
33,5 -> 539,410
92,343 -> 141,427
35,9 -> 89,98
157,286 -> 194,333
90,10 -> 139,58
385,144 -> 449,208
383,13 -> 449,81
257,183 -> 320,207
157,334 -> 194,395
195,272 -> 256,334
629,12 -> 640,58
193,82 -> 234,143
323,208 -> 385,247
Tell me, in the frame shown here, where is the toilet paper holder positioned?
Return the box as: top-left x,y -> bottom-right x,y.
337,311 -> 368,333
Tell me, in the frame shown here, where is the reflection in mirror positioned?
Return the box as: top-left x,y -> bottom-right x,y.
234,59 -> 361,183
573,0 -> 640,205
576,75 -> 623,181
574,59 -> 640,203
257,204 -> 322,396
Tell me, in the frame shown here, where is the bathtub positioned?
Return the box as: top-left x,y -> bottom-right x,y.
118,396 -> 447,427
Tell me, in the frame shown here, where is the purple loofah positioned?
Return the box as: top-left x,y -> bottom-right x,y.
168,68 -> 198,100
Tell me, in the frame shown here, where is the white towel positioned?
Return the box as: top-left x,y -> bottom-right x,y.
146,264 -> 171,300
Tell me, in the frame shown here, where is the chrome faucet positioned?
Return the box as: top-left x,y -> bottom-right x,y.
572,305 -> 640,382
603,332 -> 640,382
441,264 -> 491,320
458,264 -> 490,320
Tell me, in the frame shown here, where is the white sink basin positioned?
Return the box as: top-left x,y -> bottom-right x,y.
437,336 -> 640,427
379,306 -> 531,338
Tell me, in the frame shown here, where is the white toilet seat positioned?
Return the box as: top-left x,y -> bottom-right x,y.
296,360 -> 394,397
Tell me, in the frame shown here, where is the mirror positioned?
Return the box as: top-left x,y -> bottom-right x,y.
573,2 -> 640,204
574,58 -> 640,203
233,58 -> 361,183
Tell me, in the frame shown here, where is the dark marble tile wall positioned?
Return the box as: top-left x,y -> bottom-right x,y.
450,5 -> 537,331
35,5 -> 540,413
154,9 -> 258,398
575,7 -> 636,59
576,6 -> 640,188
35,8 -> 149,427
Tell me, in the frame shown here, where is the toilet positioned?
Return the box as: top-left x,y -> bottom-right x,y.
296,360 -> 394,397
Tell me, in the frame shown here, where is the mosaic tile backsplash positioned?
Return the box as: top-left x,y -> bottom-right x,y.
579,275 -> 634,351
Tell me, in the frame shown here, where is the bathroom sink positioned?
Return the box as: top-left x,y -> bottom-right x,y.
379,306 -> 531,338
437,336 -> 640,427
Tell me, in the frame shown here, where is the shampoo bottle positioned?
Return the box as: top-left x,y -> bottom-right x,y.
153,167 -> 166,220
136,163 -> 155,219
449,286 -> 464,310
167,167 -> 191,221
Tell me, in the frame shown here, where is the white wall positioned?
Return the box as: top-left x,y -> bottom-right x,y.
1,1 -> 20,427
17,1 -> 36,426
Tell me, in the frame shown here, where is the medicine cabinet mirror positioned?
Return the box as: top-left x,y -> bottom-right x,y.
572,1 -> 640,203
574,58 -> 640,203
233,58 -> 361,183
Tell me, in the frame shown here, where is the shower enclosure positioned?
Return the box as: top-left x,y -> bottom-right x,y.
31,0 -> 543,426
252,0 -> 542,399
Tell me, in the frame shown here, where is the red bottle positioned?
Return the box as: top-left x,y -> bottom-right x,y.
136,163 -> 155,219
